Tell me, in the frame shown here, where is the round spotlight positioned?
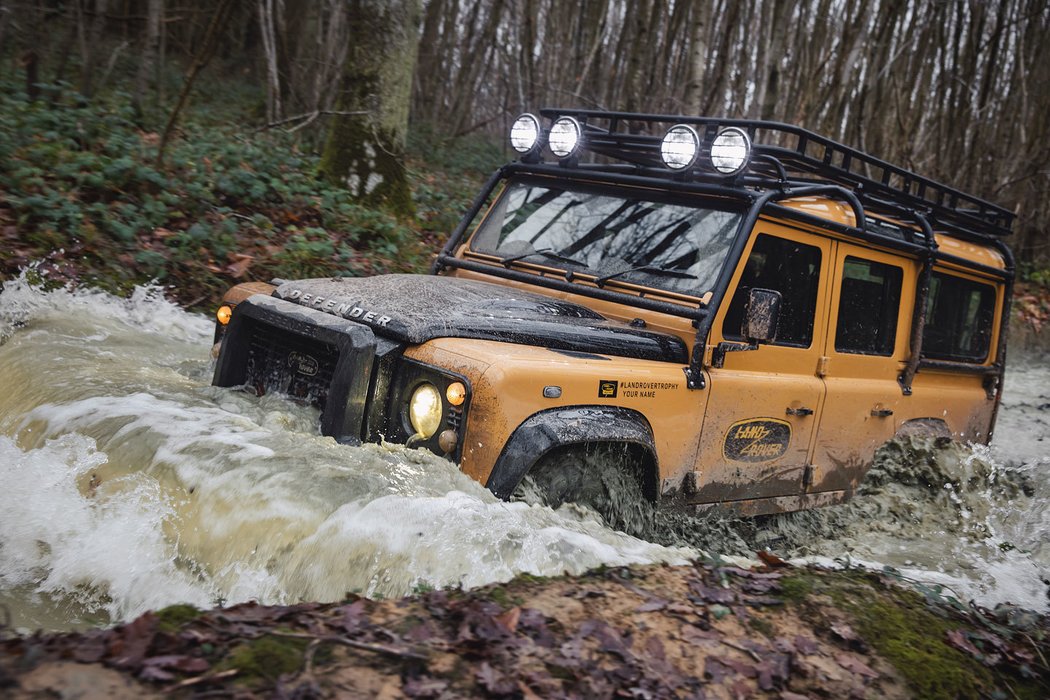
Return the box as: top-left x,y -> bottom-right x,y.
509,113 -> 541,154
408,383 -> 443,439
711,127 -> 752,175
548,116 -> 582,159
661,125 -> 700,170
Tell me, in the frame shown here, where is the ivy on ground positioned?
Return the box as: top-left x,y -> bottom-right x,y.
0,78 -> 496,309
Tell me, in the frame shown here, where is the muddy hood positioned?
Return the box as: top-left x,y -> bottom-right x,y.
271,274 -> 687,363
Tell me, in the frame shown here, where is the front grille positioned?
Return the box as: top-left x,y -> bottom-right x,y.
244,319 -> 339,411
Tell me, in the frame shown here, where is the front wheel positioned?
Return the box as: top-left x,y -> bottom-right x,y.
514,443 -> 655,536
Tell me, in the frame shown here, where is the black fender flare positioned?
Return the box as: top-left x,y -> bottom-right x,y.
485,406 -> 658,500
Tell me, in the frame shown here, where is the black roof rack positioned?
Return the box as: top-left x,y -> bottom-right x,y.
538,108 -> 1014,241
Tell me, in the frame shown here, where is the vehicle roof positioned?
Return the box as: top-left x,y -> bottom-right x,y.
528,108 -> 1014,247
777,197 -> 1006,271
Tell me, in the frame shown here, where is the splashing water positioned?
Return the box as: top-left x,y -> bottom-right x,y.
0,275 -> 690,631
0,274 -> 1046,631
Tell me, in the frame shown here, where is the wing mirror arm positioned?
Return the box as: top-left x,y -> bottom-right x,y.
711,288 -> 782,368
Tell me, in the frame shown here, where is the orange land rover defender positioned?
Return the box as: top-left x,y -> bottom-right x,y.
212,109 -> 1014,518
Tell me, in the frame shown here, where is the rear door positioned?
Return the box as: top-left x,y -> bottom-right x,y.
691,224 -> 831,504
811,244 -> 914,495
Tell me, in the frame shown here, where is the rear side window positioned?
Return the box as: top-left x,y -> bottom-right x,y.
923,272 -> 996,362
834,257 -> 902,355
723,234 -> 822,347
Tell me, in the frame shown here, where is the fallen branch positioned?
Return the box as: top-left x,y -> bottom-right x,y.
164,667 -> 239,692
267,631 -> 428,662
254,110 -> 370,133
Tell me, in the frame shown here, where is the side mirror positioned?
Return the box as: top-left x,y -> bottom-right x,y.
742,288 -> 781,344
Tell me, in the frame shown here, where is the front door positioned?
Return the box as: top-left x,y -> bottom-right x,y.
692,225 -> 831,505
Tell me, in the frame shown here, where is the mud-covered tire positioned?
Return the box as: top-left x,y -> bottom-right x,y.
517,443 -> 655,535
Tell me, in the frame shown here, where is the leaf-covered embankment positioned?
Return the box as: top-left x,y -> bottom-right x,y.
2,562 -> 1047,699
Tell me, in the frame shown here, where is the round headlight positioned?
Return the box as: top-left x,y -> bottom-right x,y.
711,127 -> 752,175
661,124 -> 700,170
509,113 -> 540,153
548,116 -> 582,159
409,383 -> 443,439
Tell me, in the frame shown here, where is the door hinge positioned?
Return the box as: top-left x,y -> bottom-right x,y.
802,464 -> 814,490
816,356 -> 829,377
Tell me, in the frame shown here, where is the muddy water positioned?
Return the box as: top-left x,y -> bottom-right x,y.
0,276 -> 1046,632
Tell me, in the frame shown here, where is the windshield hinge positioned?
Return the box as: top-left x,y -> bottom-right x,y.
684,365 -> 705,390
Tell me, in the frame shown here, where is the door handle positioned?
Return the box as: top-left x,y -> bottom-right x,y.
786,406 -> 814,416
871,408 -> 894,418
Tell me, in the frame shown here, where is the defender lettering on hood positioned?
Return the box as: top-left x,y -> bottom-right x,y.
272,275 -> 688,364
281,288 -> 393,327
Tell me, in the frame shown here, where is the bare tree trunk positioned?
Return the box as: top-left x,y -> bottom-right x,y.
318,0 -> 422,217
79,0 -> 110,97
683,1 -> 710,114
134,0 -> 164,116
0,1 -> 11,59
157,0 -> 238,164
258,0 -> 282,122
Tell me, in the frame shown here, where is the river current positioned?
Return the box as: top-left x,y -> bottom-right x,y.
0,275 -> 1047,632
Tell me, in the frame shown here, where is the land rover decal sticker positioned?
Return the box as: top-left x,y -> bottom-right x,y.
598,380 -> 680,399
723,418 -> 791,462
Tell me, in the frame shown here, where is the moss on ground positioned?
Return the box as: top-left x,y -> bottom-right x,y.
219,634 -> 309,685
778,572 -> 815,602
815,570 -> 1044,700
154,604 -> 201,634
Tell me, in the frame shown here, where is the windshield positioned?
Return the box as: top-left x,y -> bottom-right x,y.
468,180 -> 742,297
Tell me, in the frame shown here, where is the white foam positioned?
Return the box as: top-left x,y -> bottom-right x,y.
0,271 -> 211,342
0,435 -> 215,621
274,491 -> 692,600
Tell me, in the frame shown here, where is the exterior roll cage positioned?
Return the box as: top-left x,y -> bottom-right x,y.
431,110 -> 1014,396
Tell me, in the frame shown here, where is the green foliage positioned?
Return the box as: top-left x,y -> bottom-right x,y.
0,78 -> 430,307
407,126 -> 504,245
406,124 -> 504,176
1019,263 -> 1050,288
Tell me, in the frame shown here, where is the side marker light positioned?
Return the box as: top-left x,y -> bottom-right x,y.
446,381 -> 467,406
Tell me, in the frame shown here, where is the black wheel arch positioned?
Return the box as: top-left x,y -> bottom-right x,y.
485,406 -> 659,501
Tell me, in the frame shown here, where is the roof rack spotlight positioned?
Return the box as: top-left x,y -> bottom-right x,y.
548,116 -> 582,159
661,124 -> 701,171
710,127 -> 752,175
509,113 -> 541,155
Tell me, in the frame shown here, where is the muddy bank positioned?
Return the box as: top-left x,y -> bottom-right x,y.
2,561 -> 1047,700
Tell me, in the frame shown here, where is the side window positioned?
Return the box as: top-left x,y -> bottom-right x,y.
723,234 -> 822,347
834,257 -> 903,355
923,272 -> 996,362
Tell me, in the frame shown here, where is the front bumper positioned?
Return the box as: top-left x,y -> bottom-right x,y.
213,295 -> 377,442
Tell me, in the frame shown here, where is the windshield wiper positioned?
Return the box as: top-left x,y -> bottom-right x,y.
594,265 -> 698,287
501,247 -> 587,268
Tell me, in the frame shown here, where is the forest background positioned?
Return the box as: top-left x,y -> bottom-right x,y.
0,0 -> 1048,338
